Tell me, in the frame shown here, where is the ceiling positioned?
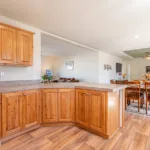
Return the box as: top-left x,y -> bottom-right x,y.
124,48 -> 150,58
0,0 -> 150,59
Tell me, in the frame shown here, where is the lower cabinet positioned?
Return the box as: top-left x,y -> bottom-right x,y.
1,90 -> 41,137
58,89 -> 75,122
89,91 -> 106,134
0,88 -> 110,139
76,89 -> 107,135
42,89 -> 75,123
76,89 -> 89,127
0,94 -> 2,138
42,89 -> 58,123
2,92 -> 23,137
22,90 -> 41,128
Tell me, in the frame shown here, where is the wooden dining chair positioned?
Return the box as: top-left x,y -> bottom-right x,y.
125,81 -> 144,112
110,80 -> 116,84
145,82 -> 150,114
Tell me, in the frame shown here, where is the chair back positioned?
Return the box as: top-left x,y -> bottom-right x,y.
110,80 -> 116,84
126,81 -> 141,97
145,82 -> 150,101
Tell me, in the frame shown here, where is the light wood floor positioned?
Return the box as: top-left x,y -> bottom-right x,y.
1,111 -> 150,150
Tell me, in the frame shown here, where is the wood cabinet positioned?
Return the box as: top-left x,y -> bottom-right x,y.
42,89 -> 58,123
0,23 -> 33,66
2,92 -> 23,137
0,88 -> 121,140
22,90 -> 41,129
42,89 -> 75,123
76,89 -> 107,135
58,89 -> 75,122
89,91 -> 107,133
0,94 -> 2,138
17,30 -> 33,65
0,24 -> 16,64
1,90 -> 41,137
76,89 -> 89,127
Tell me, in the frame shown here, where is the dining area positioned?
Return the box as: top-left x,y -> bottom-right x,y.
110,71 -> 150,116
111,79 -> 150,115
125,81 -> 150,114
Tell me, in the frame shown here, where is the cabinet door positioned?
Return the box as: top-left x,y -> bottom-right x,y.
2,92 -> 23,137
0,94 -> 2,138
22,90 -> 41,128
76,89 -> 89,127
42,89 -> 58,123
0,24 -> 16,64
17,30 -> 33,66
89,91 -> 107,133
58,89 -> 75,122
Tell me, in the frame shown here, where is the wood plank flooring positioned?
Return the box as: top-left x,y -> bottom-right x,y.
1,111 -> 150,150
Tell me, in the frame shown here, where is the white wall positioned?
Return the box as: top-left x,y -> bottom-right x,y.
42,49 -> 122,84
0,16 -> 41,81
98,51 -> 122,83
123,59 -> 150,80
51,50 -> 99,83
41,56 -> 53,76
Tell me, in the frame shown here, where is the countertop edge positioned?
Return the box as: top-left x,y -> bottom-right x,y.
0,83 -> 127,94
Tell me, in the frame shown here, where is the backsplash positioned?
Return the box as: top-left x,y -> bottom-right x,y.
0,80 -> 41,87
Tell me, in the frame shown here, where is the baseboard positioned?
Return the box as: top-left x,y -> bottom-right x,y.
41,122 -> 76,127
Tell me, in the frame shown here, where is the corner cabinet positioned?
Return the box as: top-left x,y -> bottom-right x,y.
0,23 -> 34,66
58,89 -> 75,122
42,89 -> 58,123
42,89 -> 75,123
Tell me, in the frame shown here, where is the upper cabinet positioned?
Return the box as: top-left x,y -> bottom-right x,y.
0,23 -> 34,66
0,24 -> 16,64
17,30 -> 33,65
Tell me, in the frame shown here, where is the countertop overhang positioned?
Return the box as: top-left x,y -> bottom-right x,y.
0,82 -> 127,93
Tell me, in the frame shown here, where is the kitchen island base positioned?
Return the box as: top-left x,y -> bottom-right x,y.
0,83 -> 126,143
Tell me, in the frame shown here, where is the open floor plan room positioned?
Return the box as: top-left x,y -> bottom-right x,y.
0,0 -> 150,149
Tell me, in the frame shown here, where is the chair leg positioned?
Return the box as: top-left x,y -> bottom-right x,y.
146,102 -> 149,114
125,98 -> 128,109
138,99 -> 140,112
128,99 -> 130,105
141,98 -> 144,108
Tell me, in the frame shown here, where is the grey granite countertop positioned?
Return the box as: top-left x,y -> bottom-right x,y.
0,82 -> 127,93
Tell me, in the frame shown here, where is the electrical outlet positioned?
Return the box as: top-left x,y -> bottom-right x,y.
0,72 -> 4,77
2,72 -> 4,77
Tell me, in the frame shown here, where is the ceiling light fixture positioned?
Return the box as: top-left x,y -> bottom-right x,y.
144,52 -> 150,59
134,35 -> 139,39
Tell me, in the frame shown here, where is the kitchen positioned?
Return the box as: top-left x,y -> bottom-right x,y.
0,1 -> 150,149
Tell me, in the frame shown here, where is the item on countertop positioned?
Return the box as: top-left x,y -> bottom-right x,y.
122,73 -> 126,79
42,70 -> 53,83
